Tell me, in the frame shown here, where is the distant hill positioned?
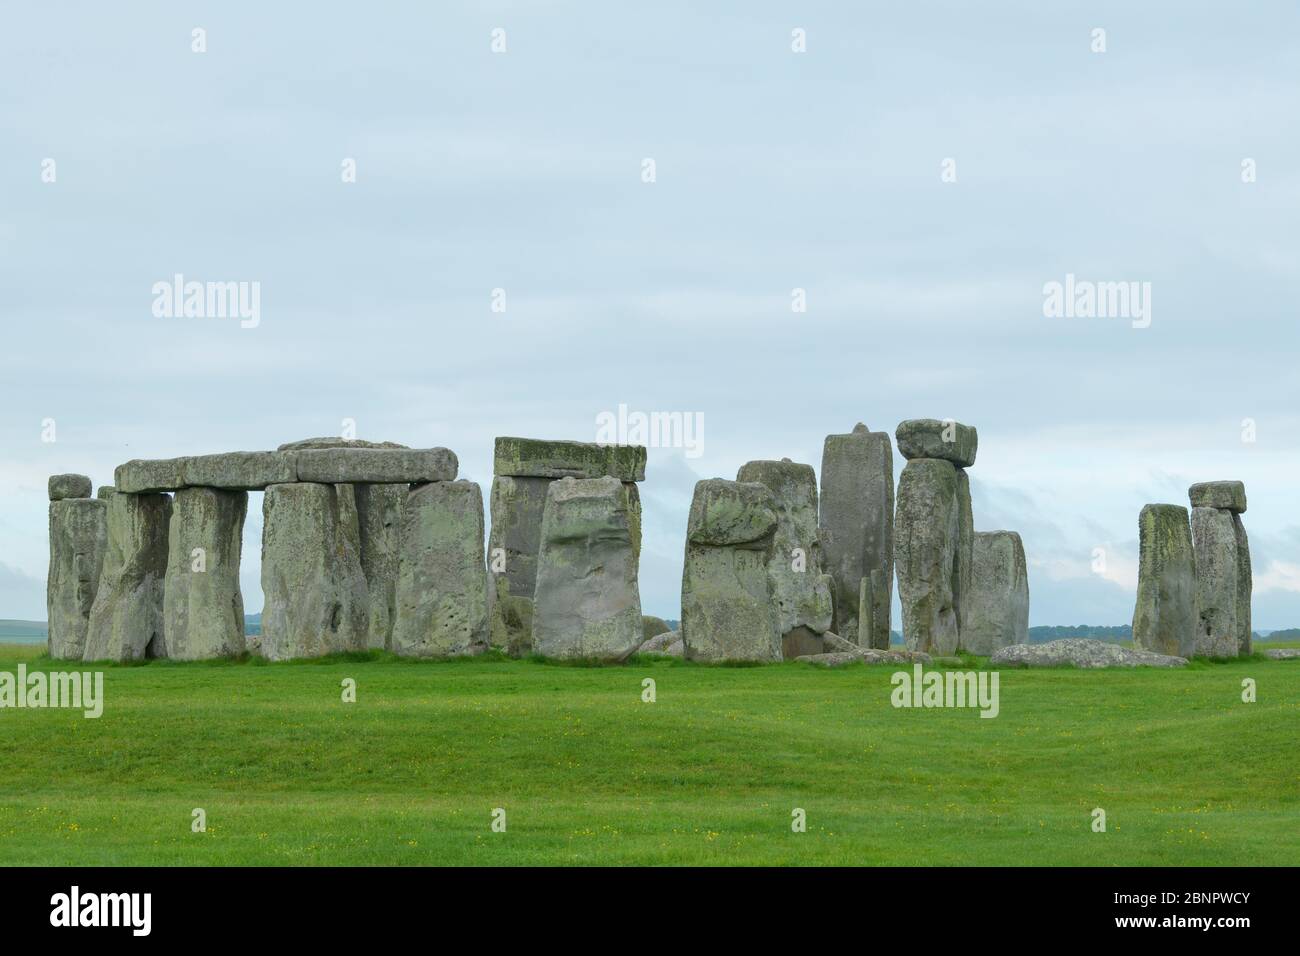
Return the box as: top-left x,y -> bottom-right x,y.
1029,625 -> 1131,643
0,619 -> 47,643
245,613 -> 261,636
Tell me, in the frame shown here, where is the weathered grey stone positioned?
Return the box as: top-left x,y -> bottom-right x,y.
354,483 -> 406,650
390,480 -> 489,658
277,437 -> 408,451
1132,504 -> 1196,658
1189,480 -> 1247,514
532,477 -> 642,661
163,487 -> 247,659
794,652 -> 862,667
962,531 -> 1029,654
1191,507 -> 1239,658
823,631 -> 933,663
260,483 -> 366,660
84,489 -> 172,661
896,419 -> 978,468
991,638 -> 1187,669
48,474 -> 92,501
115,457 -> 186,494
856,569 -> 891,653
487,475 -> 550,654
294,446 -> 457,484
737,459 -> 834,643
681,479 -> 782,662
819,424 -> 894,647
46,498 -> 108,659
687,478 -> 779,548
664,637 -> 684,657
895,458 -> 961,655
954,468 -> 974,641
642,615 -> 670,641
489,581 -> 534,657
1233,514 -> 1252,657
494,436 -> 645,481
1263,648 -> 1300,660
796,647 -> 932,666
638,629 -> 679,654
182,451 -> 296,489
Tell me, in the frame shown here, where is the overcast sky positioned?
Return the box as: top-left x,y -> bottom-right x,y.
3,2 -> 1299,628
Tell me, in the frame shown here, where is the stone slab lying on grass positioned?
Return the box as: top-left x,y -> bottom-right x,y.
638,629 -> 679,653
991,638 -> 1187,668
1262,648 -> 1300,660
795,648 -> 933,667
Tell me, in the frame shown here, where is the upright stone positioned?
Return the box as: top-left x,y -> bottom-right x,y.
963,531 -> 1029,654
954,467 -> 975,644
354,484 -> 405,650
260,483 -> 367,660
737,458 -> 833,657
1233,514 -> 1252,656
392,481 -> 489,658
894,458 -> 961,654
84,489 -> 172,661
1191,507 -> 1239,658
163,487 -> 247,659
532,477 -> 642,661
47,495 -> 108,660
681,479 -> 781,662
1132,504 -> 1196,658
487,475 -> 551,654
819,424 -> 894,647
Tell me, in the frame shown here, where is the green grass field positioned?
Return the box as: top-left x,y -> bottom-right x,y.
1,643 -> 1296,866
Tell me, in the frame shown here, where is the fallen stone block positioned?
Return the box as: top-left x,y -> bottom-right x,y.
991,638 -> 1187,669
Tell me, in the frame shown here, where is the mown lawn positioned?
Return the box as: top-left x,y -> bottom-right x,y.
0,644 -> 1296,865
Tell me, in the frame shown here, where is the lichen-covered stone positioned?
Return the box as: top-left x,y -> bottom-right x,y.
48,474 -> 92,501
493,436 -> 645,481
532,477 -> 642,661
895,419 -> 978,467
1191,507 -> 1239,658
686,478 -> 778,548
1188,480 -> 1247,514
954,467 -> 974,641
294,446 -> 457,484
1233,514 -> 1252,657
115,457 -> 187,493
181,451 -> 297,489
277,437 -> 409,451
1132,504 -> 1196,658
392,480 -> 489,657
962,531 -> 1029,654
260,483 -> 367,660
681,479 -> 781,662
737,459 -> 833,642
354,483 -> 405,650
992,638 -> 1187,668
819,424 -> 894,647
163,487 -> 247,659
84,489 -> 172,661
47,497 -> 108,659
894,458 -> 960,654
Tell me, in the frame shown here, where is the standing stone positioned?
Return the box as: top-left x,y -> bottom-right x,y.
857,569 -> 890,650
1191,507 -> 1239,658
1233,514 -> 1252,656
954,468 -> 975,643
47,496 -> 108,660
963,531 -> 1029,654
1132,504 -> 1196,658
392,481 -> 489,658
84,489 -> 172,661
260,483 -> 367,660
164,487 -> 247,660
354,483 -> 405,650
532,477 -> 642,661
819,424 -> 894,647
681,479 -> 781,662
737,458 -> 834,657
487,475 -> 551,653
894,458 -> 961,654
